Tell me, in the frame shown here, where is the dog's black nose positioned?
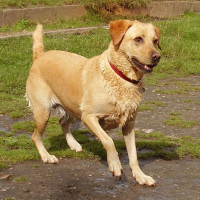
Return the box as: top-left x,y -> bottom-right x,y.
152,51 -> 161,64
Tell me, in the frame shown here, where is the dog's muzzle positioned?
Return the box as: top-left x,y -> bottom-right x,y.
132,51 -> 161,73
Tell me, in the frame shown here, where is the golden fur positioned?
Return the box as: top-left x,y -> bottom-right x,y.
26,20 -> 161,186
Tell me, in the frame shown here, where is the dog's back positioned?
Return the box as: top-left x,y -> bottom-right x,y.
27,24 -> 88,118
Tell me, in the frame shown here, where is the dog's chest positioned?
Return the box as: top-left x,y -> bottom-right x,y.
102,81 -> 142,128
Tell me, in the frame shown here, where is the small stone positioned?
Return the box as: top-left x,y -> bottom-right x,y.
0,174 -> 12,180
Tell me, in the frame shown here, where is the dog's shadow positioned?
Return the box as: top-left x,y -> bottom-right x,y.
47,129 -> 179,162
47,130 -> 179,185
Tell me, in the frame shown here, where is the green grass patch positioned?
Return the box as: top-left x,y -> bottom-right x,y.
139,105 -> 154,112
1,118 -> 200,170
1,13 -> 200,117
169,112 -> 182,116
184,99 -> 192,103
146,12 -> 200,85
136,131 -> 200,159
164,116 -> 198,128
155,81 -> 200,95
33,164 -> 39,168
0,12 -> 106,34
145,100 -> 165,107
0,93 -> 31,118
139,100 -> 164,112
13,176 -> 28,182
0,0 -> 150,10
11,121 -> 34,133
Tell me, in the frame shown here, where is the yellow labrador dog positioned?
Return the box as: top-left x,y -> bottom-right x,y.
26,20 -> 161,186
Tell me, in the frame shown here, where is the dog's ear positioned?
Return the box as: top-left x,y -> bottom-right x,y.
154,26 -> 161,50
109,20 -> 133,46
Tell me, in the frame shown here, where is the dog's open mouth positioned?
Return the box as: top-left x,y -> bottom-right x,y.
131,58 -> 156,73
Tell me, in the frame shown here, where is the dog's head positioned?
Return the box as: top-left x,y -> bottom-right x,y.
109,20 -> 161,73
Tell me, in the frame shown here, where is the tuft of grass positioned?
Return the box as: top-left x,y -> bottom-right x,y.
184,99 -> 192,103
169,112 -> 182,116
13,177 -> 28,182
164,116 -> 198,128
33,164 -> 39,168
145,100 -> 165,107
139,105 -> 154,112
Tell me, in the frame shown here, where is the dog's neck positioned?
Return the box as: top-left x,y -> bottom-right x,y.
108,60 -> 141,85
108,43 -> 144,83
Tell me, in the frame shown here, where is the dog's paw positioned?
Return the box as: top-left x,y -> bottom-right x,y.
67,139 -> 82,152
42,155 -> 59,164
69,142 -> 82,152
108,158 -> 123,178
66,135 -> 82,152
134,173 -> 156,186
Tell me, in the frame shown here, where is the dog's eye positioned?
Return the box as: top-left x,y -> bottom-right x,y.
153,39 -> 158,45
134,37 -> 143,44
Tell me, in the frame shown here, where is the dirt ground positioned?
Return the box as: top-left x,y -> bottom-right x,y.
0,76 -> 200,200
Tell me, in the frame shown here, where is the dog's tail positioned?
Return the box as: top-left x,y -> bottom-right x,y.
32,24 -> 44,61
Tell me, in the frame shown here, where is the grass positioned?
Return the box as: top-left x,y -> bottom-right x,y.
136,131 -> 200,159
155,81 -> 200,95
11,120 -> 34,133
164,116 -> 198,128
0,93 -> 31,118
0,0 -> 150,10
2,198 -> 15,200
169,112 -> 182,116
145,100 -> 165,107
2,119 -> 200,170
139,100 -> 165,112
0,12 -> 106,34
13,176 -> 28,182
1,13 -> 200,118
0,28 -> 110,118
139,105 -> 154,112
145,12 -> 200,85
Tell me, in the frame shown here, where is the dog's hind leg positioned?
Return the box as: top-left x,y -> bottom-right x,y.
32,106 -> 59,164
26,76 -> 59,164
59,115 -> 82,152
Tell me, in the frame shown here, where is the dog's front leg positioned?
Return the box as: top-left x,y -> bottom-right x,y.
122,121 -> 156,186
82,114 -> 122,177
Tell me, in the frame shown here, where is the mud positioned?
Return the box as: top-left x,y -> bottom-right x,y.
136,76 -> 200,138
1,158 -> 200,200
0,76 -> 200,200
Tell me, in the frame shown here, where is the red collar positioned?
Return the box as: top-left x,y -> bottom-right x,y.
108,60 -> 140,85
